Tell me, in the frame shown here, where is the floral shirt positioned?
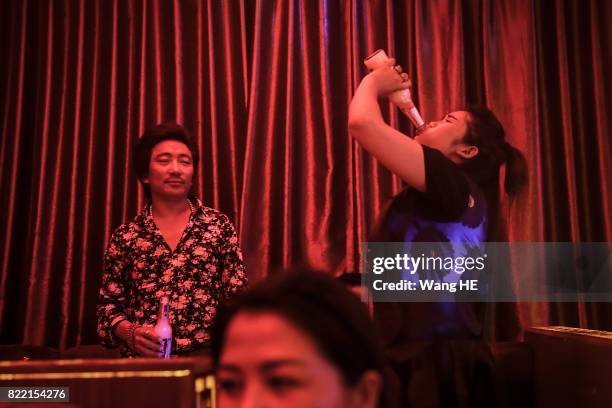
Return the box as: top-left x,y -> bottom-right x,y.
97,199 -> 247,356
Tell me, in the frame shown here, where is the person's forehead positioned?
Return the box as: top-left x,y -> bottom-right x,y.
449,110 -> 470,121
449,111 -> 470,122
221,312 -> 323,362
152,140 -> 192,155
225,312 -> 311,345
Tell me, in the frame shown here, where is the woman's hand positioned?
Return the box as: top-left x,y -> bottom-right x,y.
132,325 -> 163,357
348,56 -> 426,192
364,58 -> 412,98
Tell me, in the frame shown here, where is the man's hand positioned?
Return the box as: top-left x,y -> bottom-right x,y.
132,325 -> 163,357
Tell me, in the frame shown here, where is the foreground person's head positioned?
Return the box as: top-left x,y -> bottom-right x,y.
211,270 -> 398,408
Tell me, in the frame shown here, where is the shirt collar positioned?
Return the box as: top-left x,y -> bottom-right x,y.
139,198 -> 204,228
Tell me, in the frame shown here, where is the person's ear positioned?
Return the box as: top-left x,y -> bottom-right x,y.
349,370 -> 382,408
456,145 -> 479,160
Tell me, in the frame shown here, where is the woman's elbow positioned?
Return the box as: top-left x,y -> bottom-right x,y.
348,115 -> 370,139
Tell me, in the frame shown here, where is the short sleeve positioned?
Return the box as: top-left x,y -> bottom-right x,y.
417,145 -> 470,220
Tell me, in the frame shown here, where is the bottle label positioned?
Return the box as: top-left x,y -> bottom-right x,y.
161,337 -> 172,358
162,303 -> 169,318
396,89 -> 411,104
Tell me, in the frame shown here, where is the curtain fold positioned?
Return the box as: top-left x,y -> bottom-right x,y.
1,0 -> 610,349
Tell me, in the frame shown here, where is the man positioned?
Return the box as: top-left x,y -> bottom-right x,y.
97,122 -> 247,357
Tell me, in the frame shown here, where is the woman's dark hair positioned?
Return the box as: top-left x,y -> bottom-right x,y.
460,106 -> 528,196
337,271 -> 363,287
211,269 -> 399,408
133,121 -> 200,199
460,106 -> 528,239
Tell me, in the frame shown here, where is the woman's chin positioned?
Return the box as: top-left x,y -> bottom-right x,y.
414,134 -> 427,145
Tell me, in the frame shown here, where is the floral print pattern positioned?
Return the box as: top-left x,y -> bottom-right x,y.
97,199 -> 247,356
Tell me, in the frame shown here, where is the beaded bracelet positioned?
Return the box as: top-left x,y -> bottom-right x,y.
111,318 -> 127,338
127,322 -> 139,351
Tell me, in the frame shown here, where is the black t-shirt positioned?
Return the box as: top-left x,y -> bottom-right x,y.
374,145 -> 488,344
386,145 -> 487,240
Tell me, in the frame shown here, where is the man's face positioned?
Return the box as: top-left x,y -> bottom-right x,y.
415,110 -> 474,162
144,140 -> 194,200
217,312 -> 365,408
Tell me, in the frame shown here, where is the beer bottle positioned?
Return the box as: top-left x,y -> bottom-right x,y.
154,296 -> 172,358
364,49 -> 425,131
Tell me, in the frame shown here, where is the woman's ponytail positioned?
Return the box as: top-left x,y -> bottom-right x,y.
503,142 -> 528,197
462,106 -> 528,198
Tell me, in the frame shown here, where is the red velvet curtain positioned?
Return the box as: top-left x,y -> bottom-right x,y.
1,0 -> 610,349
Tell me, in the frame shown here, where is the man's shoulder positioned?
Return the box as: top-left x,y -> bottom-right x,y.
109,211 -> 149,241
